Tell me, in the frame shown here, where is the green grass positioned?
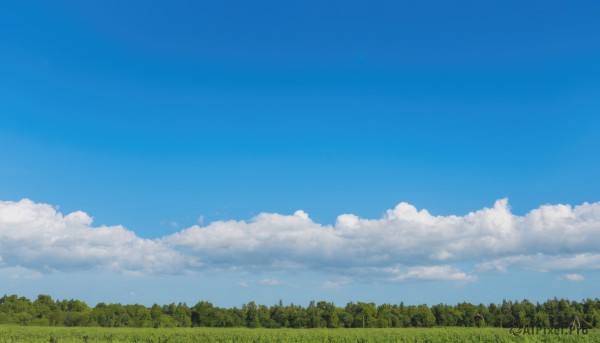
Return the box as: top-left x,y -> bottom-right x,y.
0,326 -> 597,343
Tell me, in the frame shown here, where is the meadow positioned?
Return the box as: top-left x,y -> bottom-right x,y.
0,326 -> 597,343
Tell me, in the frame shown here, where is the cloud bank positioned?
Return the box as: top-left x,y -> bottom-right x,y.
1,198 -> 599,282
0,199 -> 190,274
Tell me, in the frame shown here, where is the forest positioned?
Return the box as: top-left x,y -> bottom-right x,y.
0,295 -> 598,329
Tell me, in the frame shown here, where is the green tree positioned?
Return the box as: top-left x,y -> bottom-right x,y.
244,301 -> 260,328
126,304 -> 152,327
317,301 -> 339,328
306,301 -> 325,328
150,304 -> 163,328
269,301 -> 287,328
32,295 -> 57,325
411,305 -> 435,327
346,302 -> 376,328
257,305 -> 273,328
376,304 -> 393,328
15,312 -> 32,326
173,303 -> 192,327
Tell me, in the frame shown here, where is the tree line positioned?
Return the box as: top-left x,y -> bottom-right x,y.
0,295 -> 598,329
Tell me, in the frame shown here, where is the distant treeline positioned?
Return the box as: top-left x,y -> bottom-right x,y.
0,295 -> 598,329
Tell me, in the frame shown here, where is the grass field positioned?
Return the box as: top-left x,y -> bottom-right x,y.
0,326 -> 597,343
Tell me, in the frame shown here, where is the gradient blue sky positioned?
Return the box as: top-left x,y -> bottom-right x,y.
0,0 -> 599,307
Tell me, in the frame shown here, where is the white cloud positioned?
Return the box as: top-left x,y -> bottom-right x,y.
323,276 -> 353,289
476,253 -> 600,273
6,266 -> 43,279
391,265 -> 477,282
165,198 -> 600,274
0,199 -> 190,274
564,273 -> 585,282
2,198 -> 600,281
258,278 -> 282,286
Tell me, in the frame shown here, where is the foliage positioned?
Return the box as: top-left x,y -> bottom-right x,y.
0,294 -> 598,330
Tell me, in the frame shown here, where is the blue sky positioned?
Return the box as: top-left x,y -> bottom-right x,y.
0,0 -> 599,307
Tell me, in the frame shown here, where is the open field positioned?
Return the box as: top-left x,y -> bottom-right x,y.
0,326 -> 597,343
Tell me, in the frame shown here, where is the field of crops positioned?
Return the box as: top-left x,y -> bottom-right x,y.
0,326 -> 597,343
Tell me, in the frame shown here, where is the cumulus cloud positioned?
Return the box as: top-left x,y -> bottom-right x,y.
1,198 -> 600,281
165,199 -> 600,275
0,199 -> 190,274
